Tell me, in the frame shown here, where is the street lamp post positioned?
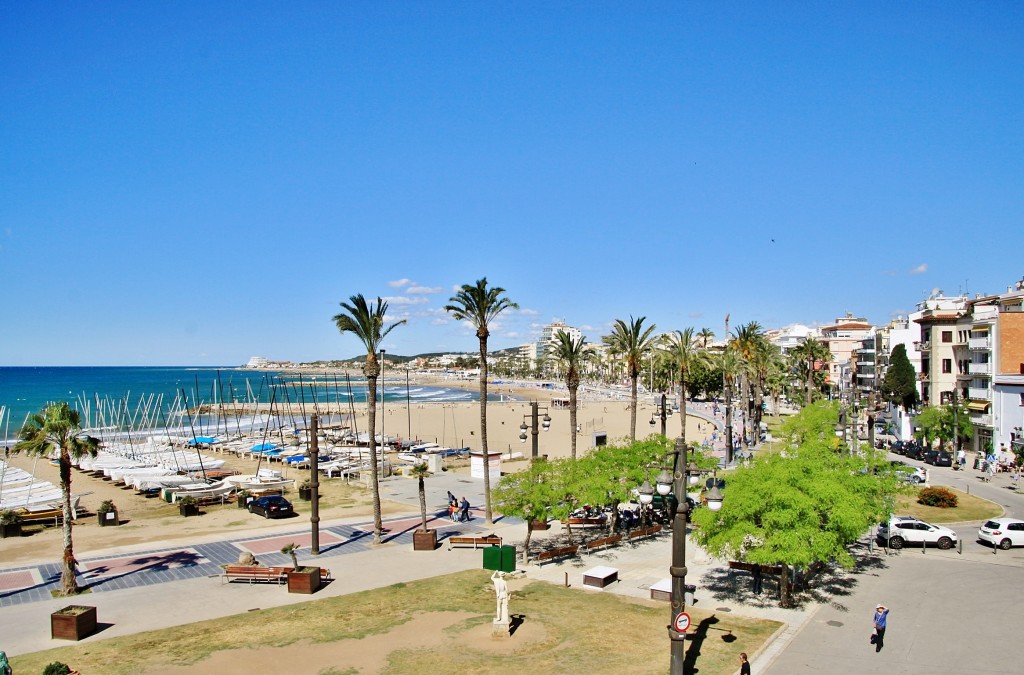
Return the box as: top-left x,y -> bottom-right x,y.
519,402 -> 551,460
649,393 -> 670,437
648,437 -> 722,675
380,349 -> 386,447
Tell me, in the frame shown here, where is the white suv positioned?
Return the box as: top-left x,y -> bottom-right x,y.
978,518 -> 1024,550
878,516 -> 957,550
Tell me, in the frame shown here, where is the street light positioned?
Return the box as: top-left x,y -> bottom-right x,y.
519,401 -> 551,460
649,393 -> 672,437
645,438 -> 721,675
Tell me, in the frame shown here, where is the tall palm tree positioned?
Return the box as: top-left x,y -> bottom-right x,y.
731,321 -> 764,449
792,337 -> 831,406
603,316 -> 657,440
697,327 -> 716,349
661,327 -> 708,447
748,338 -> 782,442
716,347 -> 748,466
551,330 -> 593,460
445,278 -> 518,525
333,294 -> 406,544
14,402 -> 100,595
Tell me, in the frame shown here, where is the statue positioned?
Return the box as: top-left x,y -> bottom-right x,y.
491,570 -> 510,636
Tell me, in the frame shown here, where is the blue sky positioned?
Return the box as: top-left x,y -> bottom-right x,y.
2,2 -> 1022,365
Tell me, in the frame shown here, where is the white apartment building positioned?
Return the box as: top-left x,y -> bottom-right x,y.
820,314 -> 874,390
910,292 -> 968,407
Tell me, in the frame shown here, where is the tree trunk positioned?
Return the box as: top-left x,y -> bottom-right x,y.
725,379 -> 734,465
569,384 -> 578,460
478,335 -> 493,525
367,374 -> 383,544
523,521 -> 533,563
679,379 -> 688,446
629,374 -> 638,440
780,563 -> 792,608
59,446 -> 78,596
418,476 -> 428,530
805,358 -> 813,406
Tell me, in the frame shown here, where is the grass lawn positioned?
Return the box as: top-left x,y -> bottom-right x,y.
11,570 -> 782,675
893,487 -> 1002,523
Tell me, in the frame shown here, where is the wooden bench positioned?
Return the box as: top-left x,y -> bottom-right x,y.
584,534 -> 623,553
221,565 -> 290,585
627,524 -> 662,541
561,517 -> 608,529
534,544 -> 580,565
18,509 -> 64,527
447,535 -> 502,551
728,561 -> 783,575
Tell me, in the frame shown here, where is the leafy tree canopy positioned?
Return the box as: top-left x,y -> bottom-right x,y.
882,344 -> 919,410
913,403 -> 973,448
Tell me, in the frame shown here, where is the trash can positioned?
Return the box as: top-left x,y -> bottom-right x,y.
684,584 -> 696,606
482,545 -> 502,571
499,545 -> 517,573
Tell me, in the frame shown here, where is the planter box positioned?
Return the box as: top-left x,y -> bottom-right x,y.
413,529 -> 437,551
0,523 -> 22,538
51,605 -> 97,641
237,496 -> 254,509
179,504 -> 200,517
97,511 -> 119,527
287,567 -> 321,594
530,519 -> 550,531
298,487 -> 312,501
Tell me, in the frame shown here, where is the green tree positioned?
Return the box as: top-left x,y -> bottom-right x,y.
697,327 -> 716,349
692,402 -> 900,607
716,346 -> 749,464
410,463 -> 431,532
333,294 -> 406,544
792,337 -> 831,406
688,357 -> 723,400
882,344 -> 919,411
661,327 -> 708,446
603,316 -> 657,440
445,278 -> 519,525
913,403 -> 972,450
14,402 -> 100,595
551,330 -> 594,460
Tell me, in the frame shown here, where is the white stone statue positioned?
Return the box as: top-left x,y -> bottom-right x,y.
492,570 -> 510,626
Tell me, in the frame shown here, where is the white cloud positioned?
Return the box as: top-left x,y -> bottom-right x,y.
382,296 -> 428,306
408,285 -> 442,295
431,318 -> 448,326
518,307 -> 540,316
688,311 -> 704,319
388,278 -> 413,288
910,263 -> 928,275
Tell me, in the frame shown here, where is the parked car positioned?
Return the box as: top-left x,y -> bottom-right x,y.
903,444 -> 926,461
248,495 -> 294,519
878,515 -> 957,550
978,518 -> 1024,550
932,451 -> 953,467
893,465 -> 926,485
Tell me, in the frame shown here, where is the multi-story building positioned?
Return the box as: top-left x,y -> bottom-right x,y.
765,324 -> 817,355
820,314 -> 874,391
911,292 -> 968,406
537,321 -> 583,359
956,280 -> 1024,455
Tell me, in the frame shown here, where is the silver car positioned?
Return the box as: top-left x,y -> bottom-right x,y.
978,518 -> 1024,550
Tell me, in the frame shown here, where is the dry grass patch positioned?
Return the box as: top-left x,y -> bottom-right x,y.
894,487 -> 1002,523
11,570 -> 781,675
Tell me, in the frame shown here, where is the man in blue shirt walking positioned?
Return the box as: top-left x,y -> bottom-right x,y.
873,603 -> 889,652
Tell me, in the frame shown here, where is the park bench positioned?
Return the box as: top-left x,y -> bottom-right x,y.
221,565 -> 290,585
728,561 -> 783,575
626,524 -> 662,541
533,544 -> 580,565
583,534 -> 623,553
561,517 -> 607,528
18,509 -> 64,527
447,534 -> 502,551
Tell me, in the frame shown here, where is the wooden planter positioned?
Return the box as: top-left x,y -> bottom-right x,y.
530,519 -> 550,531
237,496 -> 253,509
287,567 -> 321,594
51,605 -> 97,641
298,487 -> 312,501
97,510 -> 119,527
413,529 -> 437,551
179,504 -> 200,517
0,523 -> 22,538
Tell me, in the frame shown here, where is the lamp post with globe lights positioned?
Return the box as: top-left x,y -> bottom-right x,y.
519,402 -> 551,460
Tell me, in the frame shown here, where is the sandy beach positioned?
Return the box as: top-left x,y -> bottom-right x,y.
1,378 -> 718,567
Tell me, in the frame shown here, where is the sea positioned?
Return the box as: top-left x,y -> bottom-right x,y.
0,366 -> 489,442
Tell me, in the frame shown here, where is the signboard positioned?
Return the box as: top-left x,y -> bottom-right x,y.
673,612 -> 691,633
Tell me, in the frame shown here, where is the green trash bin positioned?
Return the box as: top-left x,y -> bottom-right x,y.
482,545 -> 502,571
499,544 -> 517,573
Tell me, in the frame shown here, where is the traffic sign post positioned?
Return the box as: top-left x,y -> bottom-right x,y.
673,612 -> 691,634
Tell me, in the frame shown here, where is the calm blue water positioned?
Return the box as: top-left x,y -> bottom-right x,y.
0,366 -> 486,438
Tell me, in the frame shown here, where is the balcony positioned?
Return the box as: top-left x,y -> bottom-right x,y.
969,336 -> 991,350
968,387 -> 991,401
968,362 -> 992,376
972,414 -> 993,427
914,341 -> 931,352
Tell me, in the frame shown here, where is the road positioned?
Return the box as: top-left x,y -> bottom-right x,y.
765,452 -> 1023,675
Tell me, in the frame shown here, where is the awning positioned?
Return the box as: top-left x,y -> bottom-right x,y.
966,401 -> 990,412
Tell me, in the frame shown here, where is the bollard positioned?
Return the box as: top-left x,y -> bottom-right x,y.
958,539 -> 962,555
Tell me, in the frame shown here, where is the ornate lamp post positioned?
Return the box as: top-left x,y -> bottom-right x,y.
649,393 -> 672,437
519,402 -> 551,460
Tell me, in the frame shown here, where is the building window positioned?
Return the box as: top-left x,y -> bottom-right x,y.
942,359 -> 952,374
942,331 -> 952,343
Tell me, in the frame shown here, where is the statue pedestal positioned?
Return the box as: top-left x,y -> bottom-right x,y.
492,618 -> 510,638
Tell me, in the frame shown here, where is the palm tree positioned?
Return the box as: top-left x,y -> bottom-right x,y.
445,278 -> 518,525
551,330 -> 593,459
716,347 -> 749,466
749,338 -> 782,441
14,402 -> 100,595
792,337 -> 831,406
697,327 -> 716,349
661,327 -> 708,447
731,321 -> 764,449
603,316 -> 657,440
410,463 -> 431,532
333,294 -> 406,544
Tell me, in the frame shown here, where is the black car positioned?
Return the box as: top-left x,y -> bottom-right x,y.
932,451 -> 953,467
922,450 -> 940,465
248,495 -> 294,519
903,444 -> 925,461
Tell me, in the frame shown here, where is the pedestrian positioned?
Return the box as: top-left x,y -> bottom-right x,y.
872,603 -> 889,652
1012,466 -> 1020,490
739,652 -> 751,675
448,498 -> 458,522
751,565 -> 763,595
957,448 -> 966,470
0,650 -> 10,675
447,490 -> 456,505
460,496 -> 471,522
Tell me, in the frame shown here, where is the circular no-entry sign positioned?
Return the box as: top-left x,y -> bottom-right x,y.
674,612 -> 691,633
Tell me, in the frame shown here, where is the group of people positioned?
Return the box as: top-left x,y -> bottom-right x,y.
446,490 -> 471,522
